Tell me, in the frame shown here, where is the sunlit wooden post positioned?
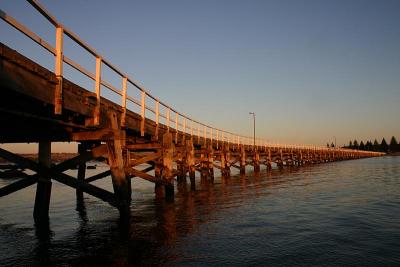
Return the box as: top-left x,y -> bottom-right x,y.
54,26 -> 63,114
121,77 -> 127,128
94,56 -> 102,125
140,91 -> 146,137
175,112 -> 178,144
216,129 -> 219,149
254,149 -> 260,173
197,124 -> 200,144
182,117 -> 186,144
155,101 -> 159,140
190,119 -> 193,141
162,132 -> 175,201
210,128 -> 213,148
203,125 -> 207,146
166,107 -> 170,132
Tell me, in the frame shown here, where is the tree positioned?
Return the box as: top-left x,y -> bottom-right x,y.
331,142 -> 335,148
381,138 -> 389,153
353,140 -> 359,150
373,139 -> 380,151
359,141 -> 365,150
349,140 -> 353,149
389,136 -> 398,152
365,141 -> 372,151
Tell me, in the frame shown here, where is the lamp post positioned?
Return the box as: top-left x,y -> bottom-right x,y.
249,112 -> 255,148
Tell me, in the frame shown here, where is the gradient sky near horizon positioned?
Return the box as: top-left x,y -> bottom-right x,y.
1,0 -> 400,153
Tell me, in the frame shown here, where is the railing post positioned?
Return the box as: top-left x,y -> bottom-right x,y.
121,77 -> 127,128
182,117 -> 186,144
54,26 -> 63,115
94,56 -> 102,125
190,120 -> 193,140
166,107 -> 170,132
175,113 -> 178,144
203,125 -> 207,146
140,91 -> 146,137
155,101 -> 159,140
197,125 -> 200,144
216,129 -> 219,149
210,128 -> 213,148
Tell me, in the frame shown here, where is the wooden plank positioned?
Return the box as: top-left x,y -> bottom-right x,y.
130,152 -> 161,167
0,175 -> 38,197
71,129 -> 113,141
85,170 -> 111,183
130,168 -> 167,184
106,112 -> 131,204
51,171 -> 118,208
125,143 -> 161,150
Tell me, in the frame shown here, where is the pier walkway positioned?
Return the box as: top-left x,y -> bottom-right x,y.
0,1 -> 383,223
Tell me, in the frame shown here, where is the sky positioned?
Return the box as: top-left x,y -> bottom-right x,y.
1,0 -> 400,153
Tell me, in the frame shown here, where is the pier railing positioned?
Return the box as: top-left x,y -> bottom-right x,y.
0,0 -> 382,155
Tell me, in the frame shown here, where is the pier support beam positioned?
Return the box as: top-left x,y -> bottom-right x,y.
186,139 -> 196,190
33,141 -> 52,224
254,150 -> 260,173
176,151 -> 186,183
240,146 -> 246,175
208,145 -> 214,182
107,112 -> 131,215
76,142 -> 87,199
162,132 -> 175,201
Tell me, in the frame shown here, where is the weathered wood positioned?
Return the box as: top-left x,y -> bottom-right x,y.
0,175 -> 38,197
130,169 -> 165,184
71,129 -> 114,141
125,143 -> 161,150
186,139 -> 196,190
106,112 -> 131,211
162,132 -> 175,200
130,152 -> 161,167
207,146 -> 214,181
85,170 -> 111,183
76,142 -> 87,198
240,146 -> 246,175
254,150 -> 260,173
51,171 -> 119,208
33,141 -> 52,224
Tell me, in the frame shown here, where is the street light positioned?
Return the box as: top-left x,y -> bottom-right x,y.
249,112 -> 255,148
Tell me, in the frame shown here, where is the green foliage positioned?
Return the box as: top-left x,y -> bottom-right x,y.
389,136 -> 398,152
353,140 -> 359,149
359,141 -> 365,150
381,138 -> 389,153
346,137 -> 398,153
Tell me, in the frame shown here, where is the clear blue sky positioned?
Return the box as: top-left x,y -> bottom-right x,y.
1,0 -> 400,152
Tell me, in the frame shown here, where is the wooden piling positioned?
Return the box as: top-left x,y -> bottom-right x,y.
186,139 -> 196,190
33,141 -> 52,224
240,146 -> 246,175
162,132 -> 175,201
106,112 -> 131,213
254,150 -> 260,173
76,142 -> 87,199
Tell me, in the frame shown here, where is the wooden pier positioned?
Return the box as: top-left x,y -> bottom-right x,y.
0,1 -> 384,224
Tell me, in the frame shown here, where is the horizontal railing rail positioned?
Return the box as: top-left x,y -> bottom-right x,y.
0,1 -> 384,156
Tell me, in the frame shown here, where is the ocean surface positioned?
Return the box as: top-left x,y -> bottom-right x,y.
0,156 -> 399,266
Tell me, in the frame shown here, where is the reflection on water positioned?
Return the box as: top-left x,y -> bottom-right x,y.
0,157 -> 400,266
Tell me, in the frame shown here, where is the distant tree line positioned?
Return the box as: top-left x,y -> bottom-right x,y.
342,136 -> 399,153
